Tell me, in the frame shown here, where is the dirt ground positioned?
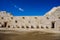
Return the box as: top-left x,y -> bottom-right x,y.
0,31 -> 60,40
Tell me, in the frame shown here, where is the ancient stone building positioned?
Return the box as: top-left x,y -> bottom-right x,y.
0,6 -> 60,33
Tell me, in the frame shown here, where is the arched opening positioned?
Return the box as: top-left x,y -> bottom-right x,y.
31,26 -> 34,28
36,26 -> 39,29
41,26 -> 44,29
8,25 -> 10,28
26,26 -> 29,28
21,26 -> 24,28
46,26 -> 48,29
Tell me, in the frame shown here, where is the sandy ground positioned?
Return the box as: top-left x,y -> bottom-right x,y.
0,31 -> 60,40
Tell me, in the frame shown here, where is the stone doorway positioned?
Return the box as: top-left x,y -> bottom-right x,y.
51,21 -> 55,29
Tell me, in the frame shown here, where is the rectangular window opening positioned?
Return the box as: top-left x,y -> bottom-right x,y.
51,22 -> 55,28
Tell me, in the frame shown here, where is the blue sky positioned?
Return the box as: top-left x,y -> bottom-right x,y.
0,0 -> 60,16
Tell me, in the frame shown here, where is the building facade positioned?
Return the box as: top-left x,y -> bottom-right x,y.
0,6 -> 60,33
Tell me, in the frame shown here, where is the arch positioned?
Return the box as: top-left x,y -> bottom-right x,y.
31,26 -> 34,28
21,26 -> 24,28
36,26 -> 39,29
8,25 -> 10,28
46,26 -> 48,29
26,26 -> 29,28
41,26 -> 44,29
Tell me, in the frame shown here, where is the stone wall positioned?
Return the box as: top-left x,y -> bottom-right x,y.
0,6 -> 60,33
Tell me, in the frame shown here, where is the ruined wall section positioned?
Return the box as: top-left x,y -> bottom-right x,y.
0,6 -> 60,32
0,11 -> 43,31
44,6 -> 60,31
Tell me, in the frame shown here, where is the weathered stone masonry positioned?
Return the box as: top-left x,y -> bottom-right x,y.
0,6 -> 60,33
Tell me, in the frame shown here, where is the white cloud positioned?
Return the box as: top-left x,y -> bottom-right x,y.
14,5 -> 24,12
19,8 -> 24,12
